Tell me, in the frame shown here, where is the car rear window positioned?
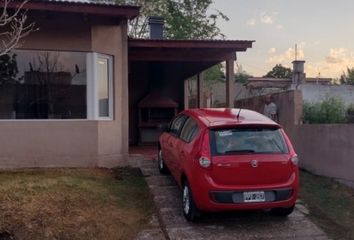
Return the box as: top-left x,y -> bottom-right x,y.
210,126 -> 288,155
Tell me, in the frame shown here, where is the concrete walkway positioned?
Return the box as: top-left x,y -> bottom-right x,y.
131,155 -> 329,240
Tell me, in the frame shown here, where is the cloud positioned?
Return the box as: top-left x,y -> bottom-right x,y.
266,44 -> 305,66
246,18 -> 257,26
268,48 -> 276,54
246,11 -> 282,29
260,12 -> 275,24
305,48 -> 354,78
325,48 -> 347,64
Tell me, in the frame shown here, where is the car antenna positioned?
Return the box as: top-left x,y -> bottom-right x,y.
236,108 -> 242,120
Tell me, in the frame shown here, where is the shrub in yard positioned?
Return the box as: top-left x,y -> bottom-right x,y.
303,96 -> 346,124
347,103 -> 354,123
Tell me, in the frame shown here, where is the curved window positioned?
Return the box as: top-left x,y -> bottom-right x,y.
169,115 -> 187,136
211,127 -> 288,155
180,117 -> 199,142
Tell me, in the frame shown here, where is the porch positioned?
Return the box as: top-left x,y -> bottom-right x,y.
128,38 -> 254,145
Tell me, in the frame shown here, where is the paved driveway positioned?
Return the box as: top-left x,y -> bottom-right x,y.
132,155 -> 329,240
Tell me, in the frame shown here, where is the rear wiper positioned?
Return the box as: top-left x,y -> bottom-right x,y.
225,150 -> 255,154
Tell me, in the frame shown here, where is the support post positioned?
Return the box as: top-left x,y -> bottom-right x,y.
197,72 -> 204,108
226,58 -> 235,108
184,79 -> 189,110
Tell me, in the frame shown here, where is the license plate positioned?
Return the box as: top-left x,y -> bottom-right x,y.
243,191 -> 265,202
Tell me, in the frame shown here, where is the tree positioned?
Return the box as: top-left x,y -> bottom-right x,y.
0,0 -> 36,56
203,64 -> 224,88
116,0 -> 228,39
235,64 -> 251,84
340,67 -> 354,85
0,53 -> 18,86
264,64 -> 292,79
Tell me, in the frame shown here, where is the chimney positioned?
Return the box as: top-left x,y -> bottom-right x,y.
292,60 -> 306,86
148,16 -> 164,39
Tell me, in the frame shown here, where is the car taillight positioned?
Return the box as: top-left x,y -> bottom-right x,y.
199,130 -> 212,169
199,157 -> 211,168
291,155 -> 299,165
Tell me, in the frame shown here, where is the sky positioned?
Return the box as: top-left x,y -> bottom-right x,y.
211,0 -> 354,78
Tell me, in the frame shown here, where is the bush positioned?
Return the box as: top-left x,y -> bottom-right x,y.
347,103 -> 354,123
303,97 -> 346,124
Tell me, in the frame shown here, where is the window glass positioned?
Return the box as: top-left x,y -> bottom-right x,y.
211,127 -> 288,155
180,118 -> 199,142
97,57 -> 109,117
169,115 -> 187,136
0,50 -> 86,119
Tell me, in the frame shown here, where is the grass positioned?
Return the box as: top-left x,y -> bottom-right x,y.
300,170 -> 354,240
0,167 -> 155,240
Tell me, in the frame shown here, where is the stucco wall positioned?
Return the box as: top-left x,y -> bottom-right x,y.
293,124 -> 354,183
21,12 -> 92,52
91,21 -> 129,167
0,13 -> 129,168
298,83 -> 354,106
0,121 -> 98,168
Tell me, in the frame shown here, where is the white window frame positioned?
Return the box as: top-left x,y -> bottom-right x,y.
87,53 -> 114,120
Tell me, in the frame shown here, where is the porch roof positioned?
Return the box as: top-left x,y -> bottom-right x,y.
129,39 -> 254,62
5,0 -> 140,19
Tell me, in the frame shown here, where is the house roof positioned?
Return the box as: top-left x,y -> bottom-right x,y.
129,39 -> 254,62
246,76 -> 334,89
5,0 -> 140,19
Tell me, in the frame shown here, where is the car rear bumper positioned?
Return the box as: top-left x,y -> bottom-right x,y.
190,172 -> 298,212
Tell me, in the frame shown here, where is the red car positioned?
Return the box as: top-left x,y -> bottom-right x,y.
158,108 -> 299,221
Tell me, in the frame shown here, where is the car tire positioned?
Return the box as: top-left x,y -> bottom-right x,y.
157,149 -> 169,174
182,181 -> 200,222
271,205 -> 295,217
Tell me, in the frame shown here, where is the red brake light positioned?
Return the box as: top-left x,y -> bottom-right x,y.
199,130 -> 212,168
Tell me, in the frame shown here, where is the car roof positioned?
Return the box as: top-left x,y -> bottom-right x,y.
183,108 -> 279,128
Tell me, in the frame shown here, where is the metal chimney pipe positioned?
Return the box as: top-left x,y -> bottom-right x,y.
148,16 -> 164,39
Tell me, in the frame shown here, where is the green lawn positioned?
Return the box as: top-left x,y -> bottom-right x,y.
300,170 -> 354,240
0,167 -> 155,240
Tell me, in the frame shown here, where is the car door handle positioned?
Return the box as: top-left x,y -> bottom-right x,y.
168,142 -> 173,147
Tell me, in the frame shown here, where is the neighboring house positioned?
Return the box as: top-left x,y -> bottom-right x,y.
0,1 -> 253,168
209,60 -> 354,107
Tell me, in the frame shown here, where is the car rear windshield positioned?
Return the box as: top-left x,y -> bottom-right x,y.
210,126 -> 288,155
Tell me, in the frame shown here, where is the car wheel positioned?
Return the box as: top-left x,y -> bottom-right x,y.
157,149 -> 169,174
182,181 -> 200,221
271,205 -> 295,217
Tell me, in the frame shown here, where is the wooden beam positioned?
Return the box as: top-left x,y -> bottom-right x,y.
128,49 -> 241,62
226,58 -> 235,108
129,39 -> 254,49
184,79 -> 189,110
197,72 -> 204,108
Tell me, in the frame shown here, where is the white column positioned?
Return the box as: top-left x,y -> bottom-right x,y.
86,52 -> 98,120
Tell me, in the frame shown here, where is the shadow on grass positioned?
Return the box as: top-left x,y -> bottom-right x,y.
300,170 -> 354,240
